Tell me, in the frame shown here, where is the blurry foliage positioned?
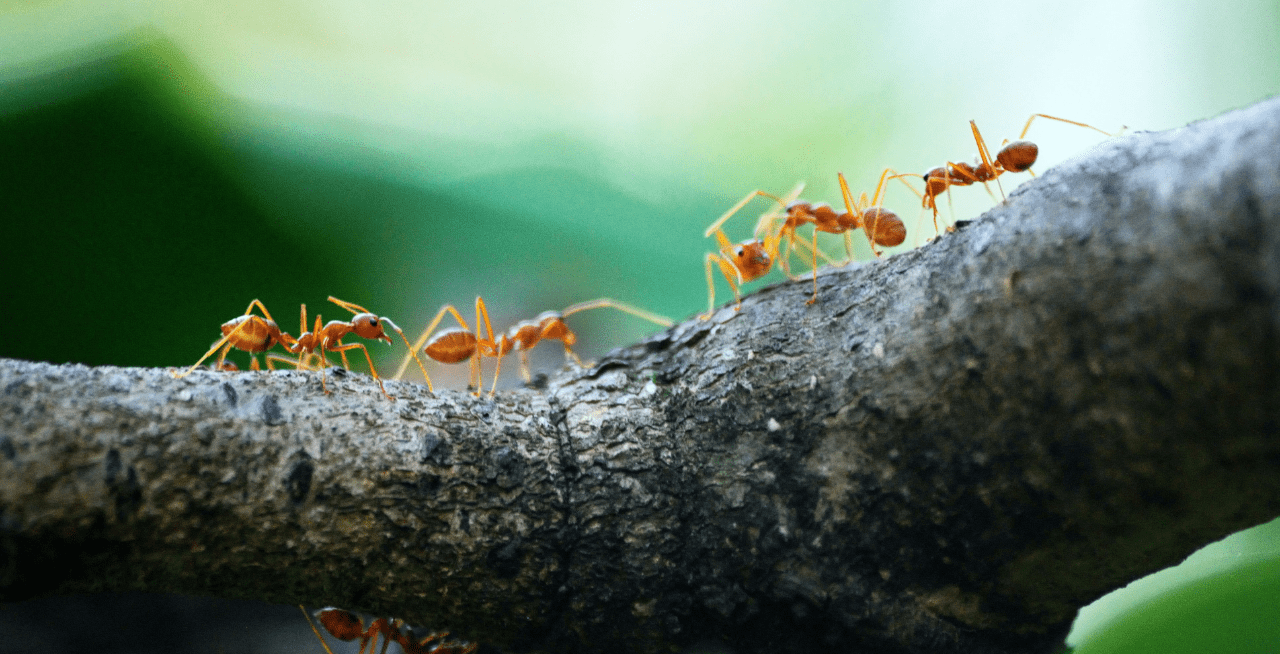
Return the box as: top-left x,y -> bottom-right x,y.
0,37 -> 714,374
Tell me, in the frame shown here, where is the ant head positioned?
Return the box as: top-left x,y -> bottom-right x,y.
733,239 -> 772,281
351,313 -> 392,343
997,139 -> 1038,172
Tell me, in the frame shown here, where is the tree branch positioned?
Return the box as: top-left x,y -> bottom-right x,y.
4,96 -> 1280,654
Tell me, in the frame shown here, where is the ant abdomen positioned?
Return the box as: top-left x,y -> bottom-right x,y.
861,208 -> 907,247
997,139 -> 1038,172
425,328 -> 478,364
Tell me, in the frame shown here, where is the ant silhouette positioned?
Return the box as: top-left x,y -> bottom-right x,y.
301,606 -> 477,654
172,299 -> 297,378
284,297 -> 425,401
919,113 -> 1118,232
395,297 -> 672,397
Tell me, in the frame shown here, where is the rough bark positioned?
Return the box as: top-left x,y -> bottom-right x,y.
3,96 -> 1280,654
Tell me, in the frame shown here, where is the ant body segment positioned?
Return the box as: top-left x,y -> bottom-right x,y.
301,606 -> 476,654
173,299 -> 296,378
395,297 -> 672,396
919,113 -> 1117,232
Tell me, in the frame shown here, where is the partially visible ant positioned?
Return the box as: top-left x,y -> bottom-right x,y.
172,299 -> 296,378
919,113 -> 1118,232
503,298 -> 673,384
837,169 -> 908,255
285,297 -> 425,401
701,183 -> 805,317
301,606 -> 477,654
395,297 -> 673,397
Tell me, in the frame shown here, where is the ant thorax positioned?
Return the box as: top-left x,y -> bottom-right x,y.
506,321 -> 542,349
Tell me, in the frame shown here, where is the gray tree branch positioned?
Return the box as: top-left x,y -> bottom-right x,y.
3,96 -> 1280,654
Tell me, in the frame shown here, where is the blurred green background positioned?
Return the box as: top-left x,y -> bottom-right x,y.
1,0 -> 1278,652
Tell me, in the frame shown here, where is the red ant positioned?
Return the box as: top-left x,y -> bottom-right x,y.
172,299 -> 297,378
705,171 -> 910,309
919,113 -> 1117,232
701,183 -> 805,316
301,606 -> 477,654
395,297 -> 672,397
284,297 -> 426,401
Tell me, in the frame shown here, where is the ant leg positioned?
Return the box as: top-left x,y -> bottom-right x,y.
395,304 -> 471,386
326,341 -> 394,400
969,121 -> 1007,201
213,343 -> 235,373
1018,112 -> 1114,140
265,353 -> 302,370
885,172 -> 930,243
487,351 -> 504,398
376,317 -> 430,391
299,606 -> 340,654
560,299 -> 674,327
336,341 -> 353,371
519,350 -> 533,384
706,189 -> 787,239
702,253 -> 743,319
474,297 -> 499,397
751,182 -> 806,237
837,172 -> 880,257
326,296 -> 371,316
807,225 -> 820,303
173,320 -> 254,379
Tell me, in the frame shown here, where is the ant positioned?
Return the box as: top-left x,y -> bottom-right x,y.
395,297 -> 673,397
701,182 -> 806,316
301,606 -> 477,654
705,171 -> 910,309
919,113 -> 1118,233
285,297 -> 426,401
172,299 -> 297,378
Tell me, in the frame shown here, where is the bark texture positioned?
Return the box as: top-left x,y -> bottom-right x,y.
3,97 -> 1280,654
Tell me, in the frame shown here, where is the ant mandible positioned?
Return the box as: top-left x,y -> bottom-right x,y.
172,299 -> 296,378
919,113 -> 1118,232
301,606 -> 477,654
285,297 -> 425,401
